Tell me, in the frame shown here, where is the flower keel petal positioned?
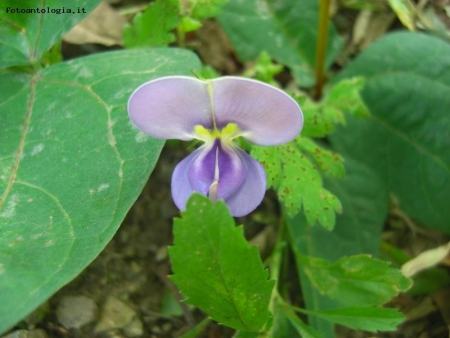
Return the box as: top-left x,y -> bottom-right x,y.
223,149 -> 267,217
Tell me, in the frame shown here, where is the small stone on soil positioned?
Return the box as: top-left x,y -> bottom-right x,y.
56,295 -> 97,330
2,329 -> 48,338
95,296 -> 142,337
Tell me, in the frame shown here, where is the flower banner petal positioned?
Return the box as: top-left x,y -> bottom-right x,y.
211,77 -> 303,145
128,76 -> 212,140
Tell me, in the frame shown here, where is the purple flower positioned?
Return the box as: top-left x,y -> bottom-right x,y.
128,76 -> 303,217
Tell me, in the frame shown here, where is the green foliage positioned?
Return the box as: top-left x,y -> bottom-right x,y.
286,157 -> 389,335
299,306 -> 405,332
252,138 -> 342,229
123,0 -> 229,47
273,307 -> 321,338
217,0 -> 342,87
243,52 -> 283,87
169,194 -> 274,332
285,254 -> 410,333
330,32 -> 450,233
251,77 -> 369,229
0,0 -> 101,68
0,2 -> 201,333
299,77 -> 369,138
184,0 -> 229,20
324,77 -> 370,118
123,0 -> 181,48
299,255 -> 411,307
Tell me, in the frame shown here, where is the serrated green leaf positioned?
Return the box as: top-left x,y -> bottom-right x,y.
296,77 -> 368,138
324,77 -> 370,118
301,306 -> 405,332
297,138 -> 345,178
123,0 -> 180,48
297,98 -> 343,138
0,48 -> 201,334
0,0 -> 101,68
217,0 -> 342,87
243,52 -> 283,87
187,0 -> 228,20
251,138 -> 342,229
169,194 -> 274,332
178,16 -> 202,33
330,32 -> 450,233
299,255 -> 412,307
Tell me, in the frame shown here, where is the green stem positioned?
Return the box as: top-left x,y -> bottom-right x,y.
177,25 -> 186,48
314,0 -> 331,100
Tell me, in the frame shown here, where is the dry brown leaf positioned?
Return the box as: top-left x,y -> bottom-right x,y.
63,1 -> 126,46
401,242 -> 450,278
352,9 -> 396,51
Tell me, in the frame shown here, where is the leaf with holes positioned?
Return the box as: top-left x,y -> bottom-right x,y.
0,47 -> 200,334
251,137 -> 342,229
169,194 -> 274,332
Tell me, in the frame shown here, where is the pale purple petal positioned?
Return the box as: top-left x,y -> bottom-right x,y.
188,141 -> 246,200
128,76 -> 212,140
211,76 -> 303,145
171,147 -> 204,210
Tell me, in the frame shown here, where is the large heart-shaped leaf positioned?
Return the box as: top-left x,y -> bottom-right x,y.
217,0 -> 342,87
0,0 -> 101,68
0,48 -> 201,333
330,32 -> 450,233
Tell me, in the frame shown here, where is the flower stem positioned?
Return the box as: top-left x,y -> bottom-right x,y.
314,0 -> 331,100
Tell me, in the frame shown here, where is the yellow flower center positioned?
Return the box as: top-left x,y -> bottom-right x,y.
193,123 -> 240,145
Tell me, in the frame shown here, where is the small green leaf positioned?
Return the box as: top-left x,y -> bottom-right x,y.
243,52 -> 283,87
187,0 -> 229,20
178,16 -> 202,33
252,137 -> 342,229
324,77 -> 370,118
297,97 -> 343,138
297,77 -> 368,138
301,306 -> 405,332
299,255 -> 412,307
123,0 -> 180,48
169,194 -> 274,332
